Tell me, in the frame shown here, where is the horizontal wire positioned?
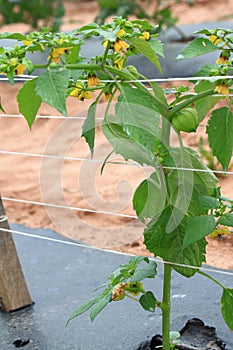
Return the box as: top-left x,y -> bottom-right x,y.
0,226 -> 232,277
0,215 -> 7,223
2,196 -> 138,219
0,75 -> 233,83
0,113 -> 104,120
1,149 -> 233,175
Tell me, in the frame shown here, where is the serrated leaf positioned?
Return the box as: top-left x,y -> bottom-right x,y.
139,291 -> 157,312
82,102 -> 97,155
102,116 -> 156,166
218,213 -> 233,227
17,78 -> 42,128
90,291 -> 112,321
144,207 -> 207,277
176,38 -> 219,60
221,288 -> 233,330
128,37 -> 162,72
35,69 -> 70,116
166,148 -> 217,216
133,171 -> 167,222
131,261 -> 157,282
118,83 -> 166,120
183,215 -> 216,249
207,107 -> 233,171
198,195 -> 220,210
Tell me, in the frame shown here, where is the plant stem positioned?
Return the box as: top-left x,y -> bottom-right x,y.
198,270 -> 225,290
160,264 -> 172,350
168,89 -> 215,120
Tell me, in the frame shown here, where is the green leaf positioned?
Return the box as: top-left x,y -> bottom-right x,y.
131,261 -> 157,282
82,102 -> 97,155
218,213 -> 233,227
118,83 -> 166,120
194,81 -> 221,122
144,207 -> 207,277
166,148 -> 218,216
207,107 -> 233,171
133,171 -> 167,222
17,78 -> 42,128
183,215 -> 216,249
150,81 -> 168,108
139,291 -> 157,312
164,147 -> 194,232
198,195 -> 220,210
128,37 -> 162,72
0,32 -> 26,40
0,97 -> 5,113
130,19 -> 154,31
35,69 -> 70,116
96,26 -> 120,41
176,38 -> 219,60
221,288 -> 233,330
90,291 -> 112,321
102,115 -> 156,166
67,295 -> 100,323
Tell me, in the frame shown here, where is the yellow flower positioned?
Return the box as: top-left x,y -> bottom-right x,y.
210,226 -> 232,239
114,55 -> 124,70
209,35 -> 223,46
69,87 -> 92,101
215,50 -> 230,64
50,47 -> 71,63
88,74 -> 100,87
14,63 -> 26,75
214,83 -> 229,95
103,93 -> 112,102
114,38 -> 129,53
102,39 -> 109,49
23,39 -> 33,46
216,56 -> 228,64
117,29 -> 126,37
139,31 -> 150,40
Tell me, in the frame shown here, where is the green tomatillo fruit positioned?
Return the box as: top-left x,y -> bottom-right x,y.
172,107 -> 199,133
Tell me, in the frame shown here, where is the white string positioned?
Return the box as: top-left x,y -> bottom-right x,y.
0,215 -> 8,223
1,196 -> 138,219
0,226 -> 232,277
0,75 -> 233,83
0,113 -> 104,120
1,150 -> 232,175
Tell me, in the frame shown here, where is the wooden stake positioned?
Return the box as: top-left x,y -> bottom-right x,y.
0,196 -> 33,312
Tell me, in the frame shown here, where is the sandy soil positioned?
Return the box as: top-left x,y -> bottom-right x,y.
0,0 -> 233,270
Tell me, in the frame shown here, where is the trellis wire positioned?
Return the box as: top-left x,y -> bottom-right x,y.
1,74 -> 233,83
1,150 -> 233,176
0,223 -> 232,277
2,196 -> 138,219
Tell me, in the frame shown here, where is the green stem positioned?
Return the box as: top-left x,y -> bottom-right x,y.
198,270 -> 226,290
168,89 -> 215,120
160,264 -> 172,350
33,62 -> 168,115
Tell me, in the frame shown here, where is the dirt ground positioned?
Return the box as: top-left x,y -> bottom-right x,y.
0,0 -> 233,270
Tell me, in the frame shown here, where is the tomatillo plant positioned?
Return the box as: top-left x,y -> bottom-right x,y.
1,21 -> 233,350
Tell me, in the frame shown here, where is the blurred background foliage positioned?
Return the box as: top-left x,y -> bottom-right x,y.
0,0 -> 64,31
0,0 -> 194,34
